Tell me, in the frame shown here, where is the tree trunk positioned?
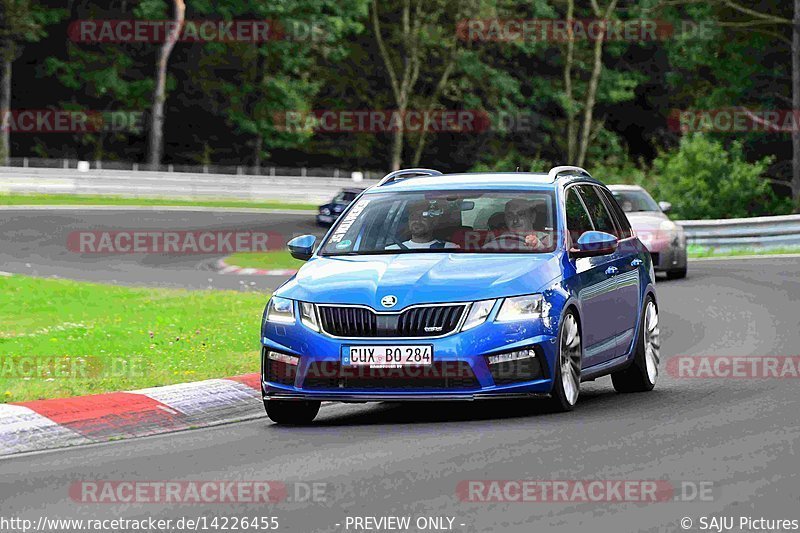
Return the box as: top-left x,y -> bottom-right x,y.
792,0 -> 800,209
0,41 -> 12,166
147,0 -> 185,169
563,0 -> 577,163
253,133 -> 262,174
390,122 -> 404,171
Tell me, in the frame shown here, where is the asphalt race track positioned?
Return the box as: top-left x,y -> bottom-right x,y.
1,205 -> 798,532
0,207 -> 323,291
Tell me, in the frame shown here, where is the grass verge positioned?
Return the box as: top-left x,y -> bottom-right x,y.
0,193 -> 316,211
687,245 -> 800,258
0,275 -> 268,403
223,250 -> 304,270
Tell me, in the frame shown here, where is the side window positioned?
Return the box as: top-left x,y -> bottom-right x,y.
597,187 -> 633,239
576,185 -> 617,236
565,188 -> 594,245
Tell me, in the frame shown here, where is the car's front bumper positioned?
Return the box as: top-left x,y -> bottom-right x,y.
261,315 -> 560,402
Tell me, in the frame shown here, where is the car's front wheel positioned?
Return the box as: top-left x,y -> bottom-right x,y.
612,297 -> 660,392
264,400 -> 321,425
547,310 -> 582,412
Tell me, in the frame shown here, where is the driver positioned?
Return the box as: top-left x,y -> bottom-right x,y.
483,198 -> 552,251
385,200 -> 459,250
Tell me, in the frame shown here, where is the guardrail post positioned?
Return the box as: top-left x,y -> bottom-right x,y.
168,164 -> 173,172
270,167 -> 275,177
63,159 -> 69,169
301,167 -> 307,177
23,157 -> 28,168
133,162 -> 138,171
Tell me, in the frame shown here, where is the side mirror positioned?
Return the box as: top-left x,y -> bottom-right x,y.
658,201 -> 672,213
287,235 -> 317,261
571,231 -> 618,258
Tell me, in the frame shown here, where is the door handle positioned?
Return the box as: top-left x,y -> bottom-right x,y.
631,258 -> 643,267
605,266 -> 619,276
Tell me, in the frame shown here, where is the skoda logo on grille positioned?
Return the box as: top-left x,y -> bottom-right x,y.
380,295 -> 398,308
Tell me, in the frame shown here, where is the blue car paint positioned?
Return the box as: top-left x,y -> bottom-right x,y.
263,173 -> 656,401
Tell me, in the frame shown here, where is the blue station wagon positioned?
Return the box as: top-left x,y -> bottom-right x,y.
261,167 -> 660,424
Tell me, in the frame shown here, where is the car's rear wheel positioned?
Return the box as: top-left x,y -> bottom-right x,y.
612,297 -> 660,392
666,266 -> 687,280
264,400 -> 321,425
547,310 -> 581,412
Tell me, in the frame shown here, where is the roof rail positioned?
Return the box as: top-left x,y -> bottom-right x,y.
548,165 -> 592,180
376,168 -> 443,187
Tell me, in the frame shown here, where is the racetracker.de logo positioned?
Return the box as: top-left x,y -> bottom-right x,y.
67,230 -> 284,254
69,481 -> 287,504
456,19 -> 676,42
666,356 -> 800,379
457,480 -> 685,503
0,110 -> 144,133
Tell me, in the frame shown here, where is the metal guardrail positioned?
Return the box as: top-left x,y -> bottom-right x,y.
2,167 -> 799,250
0,167 -> 378,204
678,214 -> 800,250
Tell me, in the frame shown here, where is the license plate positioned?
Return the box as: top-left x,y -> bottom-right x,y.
342,345 -> 433,367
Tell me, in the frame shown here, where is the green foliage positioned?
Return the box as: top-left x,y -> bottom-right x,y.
647,134 -> 791,220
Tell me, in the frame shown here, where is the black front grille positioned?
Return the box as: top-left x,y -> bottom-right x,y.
302,361 -> 479,390
318,304 -> 465,338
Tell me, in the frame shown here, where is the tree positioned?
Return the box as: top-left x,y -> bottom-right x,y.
649,134 -> 790,219
0,1 -> 64,165
147,0 -> 185,168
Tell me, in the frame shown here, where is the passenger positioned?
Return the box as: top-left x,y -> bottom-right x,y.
483,199 -> 552,251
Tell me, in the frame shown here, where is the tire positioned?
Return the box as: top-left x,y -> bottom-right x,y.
264,400 -> 321,425
666,266 -> 687,280
546,310 -> 582,412
612,297 -> 660,393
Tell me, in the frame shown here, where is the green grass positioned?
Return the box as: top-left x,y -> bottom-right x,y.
0,275 -> 268,403
687,245 -> 800,258
0,193 -> 316,211
224,250 -> 304,270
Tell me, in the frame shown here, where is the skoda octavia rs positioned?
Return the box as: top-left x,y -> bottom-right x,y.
261,167 -> 660,424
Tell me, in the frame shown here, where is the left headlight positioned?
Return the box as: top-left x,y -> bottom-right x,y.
495,294 -> 544,322
266,296 -> 295,324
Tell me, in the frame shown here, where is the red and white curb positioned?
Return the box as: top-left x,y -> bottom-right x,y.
0,373 -> 263,456
214,259 -> 297,277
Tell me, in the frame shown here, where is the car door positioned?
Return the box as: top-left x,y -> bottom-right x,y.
595,186 -> 642,356
576,185 -> 639,359
564,186 -> 618,368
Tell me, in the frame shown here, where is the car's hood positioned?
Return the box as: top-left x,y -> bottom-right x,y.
624,211 -> 669,229
277,253 -> 562,308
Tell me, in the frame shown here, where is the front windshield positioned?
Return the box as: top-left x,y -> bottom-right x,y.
320,189 -> 557,255
611,189 -> 660,212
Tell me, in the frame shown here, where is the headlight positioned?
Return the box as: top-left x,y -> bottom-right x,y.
320,208 -> 331,215
461,299 -> 497,331
266,296 -> 295,324
300,302 -> 319,331
495,294 -> 543,322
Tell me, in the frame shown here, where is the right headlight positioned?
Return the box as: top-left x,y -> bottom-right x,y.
495,294 -> 544,322
266,296 -> 295,324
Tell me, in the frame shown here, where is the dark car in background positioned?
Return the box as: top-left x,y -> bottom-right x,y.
316,188 -> 365,226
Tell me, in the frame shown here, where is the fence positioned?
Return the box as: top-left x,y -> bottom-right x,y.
678,214 -> 800,250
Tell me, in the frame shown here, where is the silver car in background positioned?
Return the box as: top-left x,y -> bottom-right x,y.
608,184 -> 687,279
